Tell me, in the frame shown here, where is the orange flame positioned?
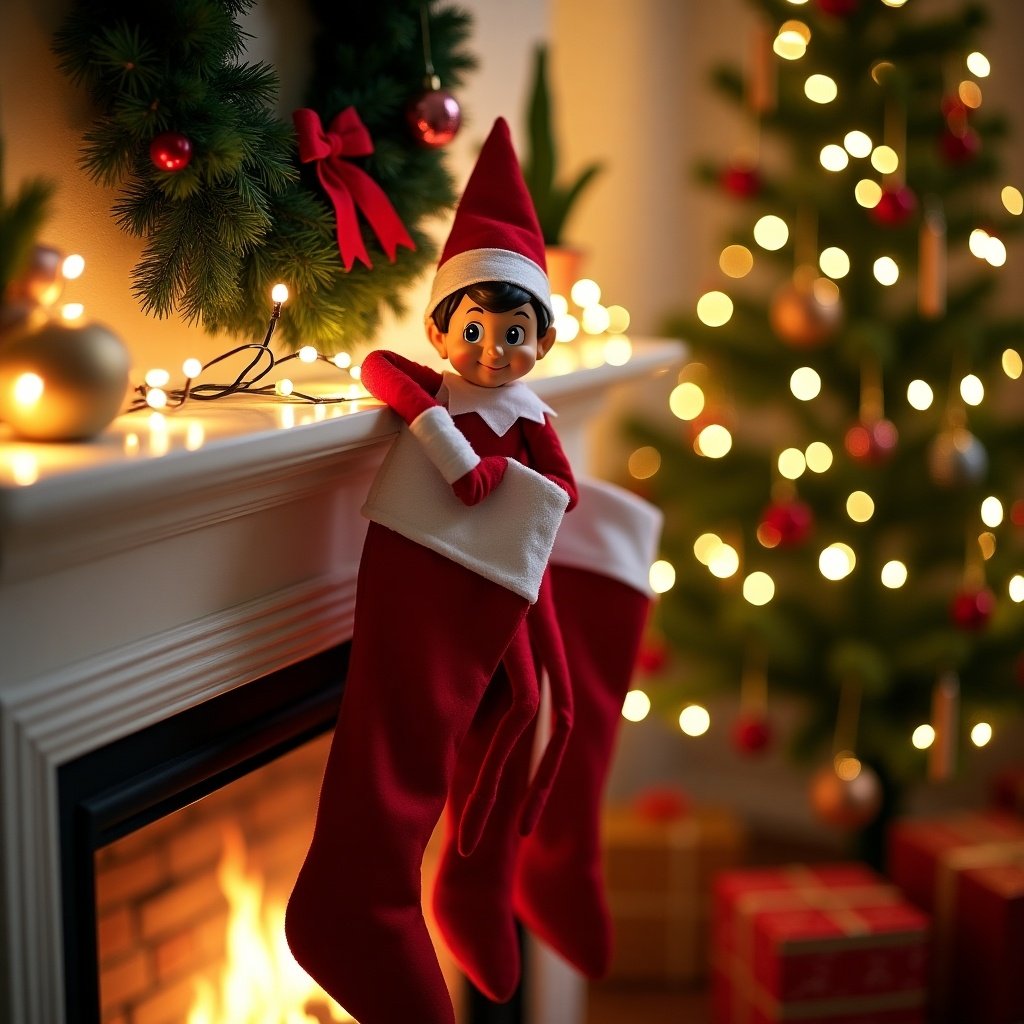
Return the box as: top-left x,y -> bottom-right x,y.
187,826 -> 353,1024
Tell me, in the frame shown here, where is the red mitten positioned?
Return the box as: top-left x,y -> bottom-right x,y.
361,350 -> 442,424
451,455 -> 508,506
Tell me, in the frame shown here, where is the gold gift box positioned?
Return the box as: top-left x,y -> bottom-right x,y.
603,805 -> 747,984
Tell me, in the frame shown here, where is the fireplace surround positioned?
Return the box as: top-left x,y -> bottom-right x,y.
0,339 -> 681,1024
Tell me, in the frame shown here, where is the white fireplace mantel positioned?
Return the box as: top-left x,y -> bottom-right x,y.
0,338 -> 682,1024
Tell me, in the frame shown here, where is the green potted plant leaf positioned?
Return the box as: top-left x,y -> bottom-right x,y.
521,45 -> 603,298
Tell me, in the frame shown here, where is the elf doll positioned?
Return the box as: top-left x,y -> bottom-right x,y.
285,117 -> 578,1024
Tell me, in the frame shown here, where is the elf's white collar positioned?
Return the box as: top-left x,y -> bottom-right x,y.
437,371 -> 556,437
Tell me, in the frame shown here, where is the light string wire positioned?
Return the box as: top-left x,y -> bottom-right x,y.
126,300 -> 361,414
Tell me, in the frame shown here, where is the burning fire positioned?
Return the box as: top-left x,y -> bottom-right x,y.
187,826 -> 354,1024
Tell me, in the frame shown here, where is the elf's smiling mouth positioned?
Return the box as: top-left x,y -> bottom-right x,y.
479,362 -> 509,372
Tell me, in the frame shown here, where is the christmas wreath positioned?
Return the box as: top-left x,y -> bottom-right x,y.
53,0 -> 475,352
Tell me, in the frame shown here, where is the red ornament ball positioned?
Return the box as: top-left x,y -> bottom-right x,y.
636,637 -> 670,675
720,162 -> 762,199
870,185 -> 918,227
939,126 -> 981,164
949,587 -> 995,631
817,0 -> 859,15
407,87 -> 462,148
631,785 -> 691,822
732,714 -> 773,756
149,131 -> 193,172
844,419 -> 898,463
759,499 -> 814,548
1011,499 -> 1024,528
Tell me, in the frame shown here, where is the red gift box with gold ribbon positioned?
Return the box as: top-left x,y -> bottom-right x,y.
712,864 -> 929,1024
888,813 -> 1024,1024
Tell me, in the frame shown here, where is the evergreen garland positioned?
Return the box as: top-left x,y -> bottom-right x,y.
53,0 -> 475,351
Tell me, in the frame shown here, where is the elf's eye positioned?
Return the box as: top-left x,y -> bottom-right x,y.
463,321 -> 483,343
505,325 -> 525,346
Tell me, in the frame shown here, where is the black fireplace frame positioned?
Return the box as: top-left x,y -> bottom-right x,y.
57,643 -> 520,1024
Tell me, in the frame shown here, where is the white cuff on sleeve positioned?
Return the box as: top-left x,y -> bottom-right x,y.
409,405 -> 481,483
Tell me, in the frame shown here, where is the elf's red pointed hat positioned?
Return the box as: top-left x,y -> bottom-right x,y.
427,117 -> 551,321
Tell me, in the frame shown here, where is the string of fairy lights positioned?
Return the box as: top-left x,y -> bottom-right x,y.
614,5 -> 1024,767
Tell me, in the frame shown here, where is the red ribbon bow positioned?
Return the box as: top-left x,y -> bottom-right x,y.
293,107 -> 415,272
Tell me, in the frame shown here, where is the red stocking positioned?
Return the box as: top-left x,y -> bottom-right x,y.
513,479 -> 661,979
432,655 -> 537,1003
285,524 -> 530,1024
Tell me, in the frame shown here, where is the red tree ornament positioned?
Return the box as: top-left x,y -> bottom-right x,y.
759,498 -> 814,547
149,131 -> 193,172
817,0 -> 859,15
870,185 -> 918,227
636,636 -> 670,675
407,84 -> 462,148
732,714 -> 773,755
1011,499 -> 1024,527
720,162 -> 762,199
949,586 -> 995,631
845,418 -> 898,463
939,126 -> 981,164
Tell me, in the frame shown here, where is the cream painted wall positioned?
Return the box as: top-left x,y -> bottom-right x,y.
0,0 -> 549,373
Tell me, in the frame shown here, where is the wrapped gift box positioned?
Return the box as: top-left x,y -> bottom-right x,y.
712,863 -> 929,1024
602,803 -> 746,983
888,813 -> 1024,1024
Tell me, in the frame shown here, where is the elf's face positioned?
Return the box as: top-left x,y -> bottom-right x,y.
427,293 -> 556,388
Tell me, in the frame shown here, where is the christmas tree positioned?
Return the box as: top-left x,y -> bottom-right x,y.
629,0 -> 1024,837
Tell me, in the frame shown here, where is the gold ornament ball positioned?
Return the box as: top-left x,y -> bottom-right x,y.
4,244 -> 64,309
0,320 -> 131,441
770,279 -> 842,347
809,761 -> 883,830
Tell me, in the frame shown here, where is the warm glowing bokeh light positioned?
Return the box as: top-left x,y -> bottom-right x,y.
907,379 -> 934,410
966,51 -> 991,77
881,560 -> 908,589
696,291 -> 734,327
774,27 -> 809,61
819,542 -> 856,581
1009,574 -> 1024,603
778,447 -> 806,480
873,256 -> 899,286
622,689 -> 652,723
742,571 -> 775,606
855,179 -> 883,208
805,441 -> 833,473
694,533 -> 723,565
790,366 -> 822,401
606,304 -> 631,333
820,144 -> 849,172
571,278 -> 601,307
271,283 -> 289,303
1003,349 -> 1023,379
13,372 -> 44,406
980,496 -> 1003,527
696,424 -> 733,458
628,446 -> 662,480
960,374 -> 984,406
805,74 -> 837,103
679,705 -> 711,737
912,724 -> 935,749
669,382 -> 705,421
720,244 -> 754,278
708,544 -> 740,579
819,246 -> 850,278
844,131 -> 872,157
971,722 -> 993,747
870,145 -> 899,174
649,559 -> 677,594
846,491 -> 875,523
1002,186 -> 1024,216
61,254 -> 86,279
753,215 -> 789,250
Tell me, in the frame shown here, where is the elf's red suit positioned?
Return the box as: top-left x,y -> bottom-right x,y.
286,117 -> 577,1024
